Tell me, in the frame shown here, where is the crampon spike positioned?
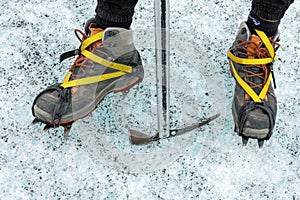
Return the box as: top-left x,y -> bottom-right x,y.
31,118 -> 40,125
121,89 -> 130,99
63,125 -> 72,140
242,136 -> 249,146
43,124 -> 53,132
258,139 -> 265,148
234,125 -> 239,133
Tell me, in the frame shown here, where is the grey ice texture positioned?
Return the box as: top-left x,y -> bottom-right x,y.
0,0 -> 300,199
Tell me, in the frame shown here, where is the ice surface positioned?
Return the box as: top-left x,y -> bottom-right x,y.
0,0 -> 299,199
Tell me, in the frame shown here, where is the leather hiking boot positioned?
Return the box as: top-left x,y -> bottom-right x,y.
228,22 -> 280,147
32,22 -> 144,132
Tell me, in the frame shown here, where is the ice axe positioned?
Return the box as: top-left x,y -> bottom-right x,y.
129,0 -> 220,145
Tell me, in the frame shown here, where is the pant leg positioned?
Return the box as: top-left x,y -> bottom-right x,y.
247,0 -> 294,36
250,0 -> 294,20
95,0 -> 139,29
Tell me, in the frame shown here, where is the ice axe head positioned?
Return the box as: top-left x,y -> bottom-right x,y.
129,130 -> 158,145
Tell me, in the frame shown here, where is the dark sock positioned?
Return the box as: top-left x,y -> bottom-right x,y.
95,15 -> 131,29
246,14 -> 280,37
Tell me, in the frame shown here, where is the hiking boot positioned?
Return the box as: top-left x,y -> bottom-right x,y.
32,20 -> 144,133
228,22 -> 280,147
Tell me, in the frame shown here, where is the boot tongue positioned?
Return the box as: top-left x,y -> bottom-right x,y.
247,34 -> 264,94
247,35 -> 261,58
87,22 -> 104,36
90,27 -> 104,36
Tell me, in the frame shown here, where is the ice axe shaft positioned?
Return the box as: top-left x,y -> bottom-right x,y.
155,0 -> 170,139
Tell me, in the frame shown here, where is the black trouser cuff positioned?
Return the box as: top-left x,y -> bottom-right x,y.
246,14 -> 280,37
250,0 -> 294,21
95,0 -> 138,29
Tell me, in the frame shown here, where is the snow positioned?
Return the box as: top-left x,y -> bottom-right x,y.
0,0 -> 299,199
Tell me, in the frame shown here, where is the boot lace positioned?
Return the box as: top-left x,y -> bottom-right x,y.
231,36 -> 280,91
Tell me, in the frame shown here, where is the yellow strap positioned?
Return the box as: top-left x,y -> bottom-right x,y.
228,29 -> 277,65
259,71 -> 272,100
230,61 -> 272,103
63,71 -> 72,84
60,30 -> 133,88
81,50 -> 132,73
80,31 -> 103,51
255,29 -> 275,58
228,29 -> 276,102
61,71 -> 126,88
227,51 -> 276,65
230,61 -> 261,103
